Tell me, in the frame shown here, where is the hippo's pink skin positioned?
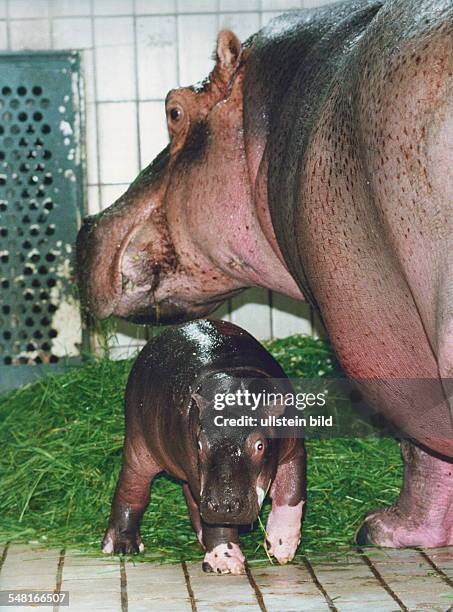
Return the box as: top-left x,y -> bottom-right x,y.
78,0 -> 453,548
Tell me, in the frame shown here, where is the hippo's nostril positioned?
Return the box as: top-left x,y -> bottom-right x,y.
225,498 -> 241,514
207,498 -> 219,512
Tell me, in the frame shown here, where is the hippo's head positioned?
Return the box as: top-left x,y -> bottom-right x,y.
77,31 -> 255,325
192,373 -> 292,525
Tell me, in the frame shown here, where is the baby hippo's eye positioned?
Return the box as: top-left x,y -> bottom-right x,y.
255,440 -> 264,453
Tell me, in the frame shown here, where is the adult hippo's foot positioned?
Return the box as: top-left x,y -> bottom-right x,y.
356,440 -> 453,548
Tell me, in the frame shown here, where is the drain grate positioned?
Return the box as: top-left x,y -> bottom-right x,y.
0,52 -> 85,384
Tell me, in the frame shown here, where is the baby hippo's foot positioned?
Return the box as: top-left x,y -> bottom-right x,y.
356,440 -> 453,548
102,527 -> 145,555
265,501 -> 304,564
202,542 -> 245,575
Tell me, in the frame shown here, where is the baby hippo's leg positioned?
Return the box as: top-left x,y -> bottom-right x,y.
102,443 -> 161,555
183,484 -> 204,547
202,524 -> 245,575
266,446 -> 306,564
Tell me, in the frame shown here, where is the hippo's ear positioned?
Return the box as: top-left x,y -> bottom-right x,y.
191,392 -> 210,415
213,30 -> 242,88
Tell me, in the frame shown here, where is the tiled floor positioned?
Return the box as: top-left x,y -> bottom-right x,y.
1,543 -> 453,611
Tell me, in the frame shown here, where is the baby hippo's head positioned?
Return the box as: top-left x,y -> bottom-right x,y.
191,373 -> 284,525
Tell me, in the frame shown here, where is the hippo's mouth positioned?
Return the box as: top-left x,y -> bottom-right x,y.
113,291 -> 230,325
78,216 -> 243,324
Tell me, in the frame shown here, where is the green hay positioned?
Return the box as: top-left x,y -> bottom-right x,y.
0,335 -> 402,562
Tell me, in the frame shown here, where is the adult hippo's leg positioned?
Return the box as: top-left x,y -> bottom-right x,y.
357,440 -> 453,547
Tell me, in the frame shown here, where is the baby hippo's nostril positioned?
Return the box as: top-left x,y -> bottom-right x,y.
206,497 -> 219,512
225,498 -> 241,513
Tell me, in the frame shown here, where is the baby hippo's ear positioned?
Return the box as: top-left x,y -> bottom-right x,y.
263,400 -> 287,418
191,392 -> 210,415
213,30 -> 242,89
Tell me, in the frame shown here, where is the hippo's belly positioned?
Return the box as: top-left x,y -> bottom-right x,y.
290,7 -> 453,455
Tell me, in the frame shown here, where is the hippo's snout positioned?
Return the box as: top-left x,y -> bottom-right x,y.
201,493 -> 245,524
200,480 -> 260,525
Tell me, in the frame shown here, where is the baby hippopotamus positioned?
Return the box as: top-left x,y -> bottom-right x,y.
102,319 -> 305,574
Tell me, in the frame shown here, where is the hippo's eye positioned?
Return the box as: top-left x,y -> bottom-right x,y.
255,440 -> 264,453
197,440 -> 202,451
169,107 -> 182,122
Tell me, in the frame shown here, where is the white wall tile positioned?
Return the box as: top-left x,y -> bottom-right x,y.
94,17 -> 135,101
94,15 -> 133,46
303,0 -> 336,6
10,19 -> 51,49
230,288 -> 272,340
52,17 -> 92,49
139,100 -> 168,168
271,294 -> 312,338
177,14 -> 217,86
218,12 -> 259,42
108,319 -> 148,355
81,49 -> 95,103
219,0 -> 259,10
135,0 -> 176,13
0,1 -> 6,19
85,102 -> 99,185
211,300 -> 230,322
260,11 -> 283,26
100,182 -> 129,210
92,0 -> 133,15
136,15 -> 177,99
98,102 -> 139,184
109,342 -> 144,360
87,185 -> 100,215
50,0 -> 91,17
177,0 -> 217,12
96,46 -> 135,101
262,0 -> 301,9
9,0 -> 49,18
0,21 -> 7,49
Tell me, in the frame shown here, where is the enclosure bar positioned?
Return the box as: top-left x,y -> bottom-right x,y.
300,555 -> 339,612
52,548 -> 66,612
356,547 -> 409,612
120,557 -> 128,612
0,541 -> 9,572
416,548 -> 453,589
181,560 -> 198,612
245,566 -> 268,612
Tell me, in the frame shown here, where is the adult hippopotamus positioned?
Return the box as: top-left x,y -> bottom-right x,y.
77,0 -> 453,548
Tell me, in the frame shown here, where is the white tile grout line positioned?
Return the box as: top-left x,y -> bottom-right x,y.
0,541 -> 9,573
416,548 -> 453,590
356,547 -> 409,612
245,565 -> 268,612
300,555 -> 339,612
89,0 -> 103,214
120,557 -> 128,612
181,560 -> 197,612
52,547 -> 66,612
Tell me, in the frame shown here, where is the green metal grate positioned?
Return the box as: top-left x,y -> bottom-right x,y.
0,52 -> 85,389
